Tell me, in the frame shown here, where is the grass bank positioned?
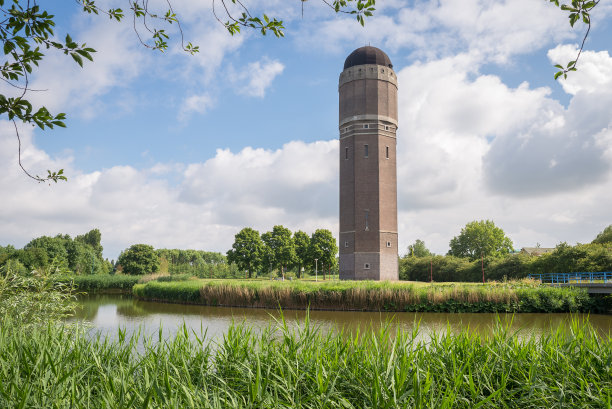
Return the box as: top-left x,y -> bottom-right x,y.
133,279 -> 601,313
1,315 -> 610,408
53,274 -> 141,293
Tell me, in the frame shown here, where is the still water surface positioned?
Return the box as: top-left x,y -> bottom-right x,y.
71,294 -> 612,342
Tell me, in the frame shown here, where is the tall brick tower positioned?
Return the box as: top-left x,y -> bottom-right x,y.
338,46 -> 398,281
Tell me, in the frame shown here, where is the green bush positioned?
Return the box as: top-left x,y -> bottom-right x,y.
400,243 -> 612,282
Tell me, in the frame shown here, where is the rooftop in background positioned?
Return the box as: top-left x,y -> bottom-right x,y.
343,46 -> 393,70
521,247 -> 556,256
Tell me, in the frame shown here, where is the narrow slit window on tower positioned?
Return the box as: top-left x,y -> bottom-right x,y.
364,210 -> 369,231
345,147 -> 349,160
344,241 -> 349,248
386,146 -> 389,159
386,241 -> 392,248
364,144 -> 369,158
384,125 -> 390,131
364,263 -> 371,270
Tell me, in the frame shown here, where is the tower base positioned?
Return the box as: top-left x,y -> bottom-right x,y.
339,252 -> 398,281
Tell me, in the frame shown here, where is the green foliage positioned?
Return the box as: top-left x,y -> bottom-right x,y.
133,280 -> 202,303
53,274 -> 140,292
0,270 -> 76,325
1,229 -> 110,275
262,225 -> 296,277
592,224 -> 612,244
308,229 -> 338,275
134,278 -> 600,313
227,227 -> 264,278
75,228 -> 103,258
117,244 -> 160,275
406,239 -> 432,257
156,248 -> 230,277
1,316 -> 611,408
448,220 -> 514,260
401,242 -> 612,282
548,0 -> 599,79
293,230 -> 310,278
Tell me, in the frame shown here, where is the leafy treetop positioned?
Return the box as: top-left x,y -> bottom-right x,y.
448,220 -> 514,261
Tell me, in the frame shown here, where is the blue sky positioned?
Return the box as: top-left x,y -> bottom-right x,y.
1,0 -> 612,260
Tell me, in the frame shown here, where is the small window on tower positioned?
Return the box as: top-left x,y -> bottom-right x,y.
384,125 -> 390,131
364,144 -> 369,158
364,263 -> 371,270
386,241 -> 392,248
363,124 -> 369,129
344,241 -> 349,248
345,147 -> 349,160
386,146 -> 389,159
365,210 -> 369,231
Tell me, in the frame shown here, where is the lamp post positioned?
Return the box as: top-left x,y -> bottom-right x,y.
314,258 -> 318,282
481,252 -> 485,284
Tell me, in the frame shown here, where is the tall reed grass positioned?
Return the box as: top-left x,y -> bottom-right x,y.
133,279 -> 598,313
53,274 -> 143,293
0,314 -> 610,408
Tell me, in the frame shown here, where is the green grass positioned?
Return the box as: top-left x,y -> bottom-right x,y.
0,314 -> 610,408
53,274 -> 141,293
133,279 -> 600,313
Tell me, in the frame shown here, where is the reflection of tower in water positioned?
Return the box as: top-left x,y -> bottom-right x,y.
338,46 -> 398,280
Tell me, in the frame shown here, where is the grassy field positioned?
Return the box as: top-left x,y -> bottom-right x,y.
1,314 -> 610,408
133,278 -> 601,313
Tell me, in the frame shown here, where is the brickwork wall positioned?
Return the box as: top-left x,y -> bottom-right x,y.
339,58 -> 399,281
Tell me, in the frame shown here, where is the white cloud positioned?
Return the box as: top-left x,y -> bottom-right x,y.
178,93 -> 215,121
548,45 -> 612,95
20,18 -> 148,119
0,124 -> 336,258
230,58 -> 285,97
295,0 -> 575,63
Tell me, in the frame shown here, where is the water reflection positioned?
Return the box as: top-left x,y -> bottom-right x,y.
69,294 -> 612,343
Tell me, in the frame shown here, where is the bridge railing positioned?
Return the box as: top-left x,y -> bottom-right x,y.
528,272 -> 612,284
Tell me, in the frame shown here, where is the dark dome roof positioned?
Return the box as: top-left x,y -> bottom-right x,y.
343,46 -> 393,70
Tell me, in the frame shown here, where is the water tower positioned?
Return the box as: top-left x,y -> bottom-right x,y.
338,46 -> 398,280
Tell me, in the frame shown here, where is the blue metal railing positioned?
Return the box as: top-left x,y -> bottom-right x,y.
528,272 -> 612,284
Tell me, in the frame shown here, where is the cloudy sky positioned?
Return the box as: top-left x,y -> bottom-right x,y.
1,0 -> 611,259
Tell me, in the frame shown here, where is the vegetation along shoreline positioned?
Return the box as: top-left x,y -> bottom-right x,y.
132,278 -> 611,314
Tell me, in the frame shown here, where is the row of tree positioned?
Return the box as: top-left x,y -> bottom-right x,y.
402,223 -> 612,282
227,226 -> 338,279
116,245 -> 233,277
0,229 -> 112,275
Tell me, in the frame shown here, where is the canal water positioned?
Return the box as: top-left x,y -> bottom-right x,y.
70,294 -> 612,342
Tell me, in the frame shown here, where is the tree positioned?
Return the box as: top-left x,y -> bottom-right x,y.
1,0 -> 375,183
308,229 -> 338,280
448,220 -> 513,261
407,239 -> 432,258
117,244 -> 159,275
262,225 -> 296,278
75,228 -> 103,259
293,230 -> 310,279
592,225 -> 612,244
227,227 -> 263,278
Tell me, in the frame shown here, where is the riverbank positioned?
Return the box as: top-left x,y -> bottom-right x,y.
133,278 -> 605,313
1,315 -> 610,408
53,274 -> 141,293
